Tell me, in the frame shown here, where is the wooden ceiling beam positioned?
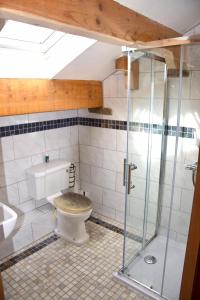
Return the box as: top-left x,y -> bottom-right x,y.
0,0 -> 179,45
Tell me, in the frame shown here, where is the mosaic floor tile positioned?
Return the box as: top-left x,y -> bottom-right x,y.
2,221 -> 151,300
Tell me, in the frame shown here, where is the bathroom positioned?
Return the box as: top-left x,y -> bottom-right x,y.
0,1 -> 200,300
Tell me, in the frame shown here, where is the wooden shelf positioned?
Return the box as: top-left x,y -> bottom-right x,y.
0,79 -> 103,116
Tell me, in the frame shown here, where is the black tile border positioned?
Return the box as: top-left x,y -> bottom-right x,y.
0,116 -> 195,139
0,234 -> 59,272
0,117 -> 78,138
79,118 -> 195,139
0,217 -> 142,272
89,216 -> 143,243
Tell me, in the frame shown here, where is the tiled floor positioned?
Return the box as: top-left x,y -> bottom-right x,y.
2,221 -> 151,300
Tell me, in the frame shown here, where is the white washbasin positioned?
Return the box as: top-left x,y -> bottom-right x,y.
0,202 -> 17,243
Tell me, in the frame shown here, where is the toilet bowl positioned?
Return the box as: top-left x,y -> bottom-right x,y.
51,192 -> 92,245
26,160 -> 92,245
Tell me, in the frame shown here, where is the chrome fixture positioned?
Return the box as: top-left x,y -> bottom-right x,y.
185,161 -> 197,186
123,159 -> 137,194
69,163 -> 76,188
144,255 -> 157,264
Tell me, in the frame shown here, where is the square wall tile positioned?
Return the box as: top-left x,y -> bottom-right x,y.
13,132 -> 45,159
0,183 -> 19,206
45,127 -> 70,151
102,189 -> 124,212
18,180 -> 32,203
0,137 -> 14,163
91,166 -> 116,190
80,163 -> 91,183
2,157 -> 32,186
90,127 -> 116,150
80,145 -> 103,167
78,125 -> 91,145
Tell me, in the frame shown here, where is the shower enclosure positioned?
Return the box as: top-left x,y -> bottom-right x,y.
117,44 -> 200,300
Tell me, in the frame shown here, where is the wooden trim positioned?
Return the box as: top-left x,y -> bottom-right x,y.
192,244 -> 200,299
0,0 -> 179,45
134,35 -> 200,50
0,79 -> 103,116
0,273 -> 5,300
180,150 -> 200,300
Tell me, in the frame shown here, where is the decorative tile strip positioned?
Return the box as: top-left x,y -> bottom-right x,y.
89,216 -> 143,243
79,118 -> 195,139
0,117 -> 78,138
0,116 -> 195,138
0,234 -> 59,272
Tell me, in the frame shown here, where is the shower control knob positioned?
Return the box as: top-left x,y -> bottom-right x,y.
185,162 -> 197,186
185,162 -> 197,171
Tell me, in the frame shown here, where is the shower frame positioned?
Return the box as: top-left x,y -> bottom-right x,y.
122,50 -> 168,271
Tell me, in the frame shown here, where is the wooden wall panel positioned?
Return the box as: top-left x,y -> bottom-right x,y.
0,79 -> 103,116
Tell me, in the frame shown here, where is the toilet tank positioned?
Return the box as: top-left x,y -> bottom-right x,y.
26,160 -> 71,200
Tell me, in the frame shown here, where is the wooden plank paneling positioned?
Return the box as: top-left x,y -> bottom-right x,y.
0,79 -> 103,116
180,150 -> 200,300
0,0 -> 179,45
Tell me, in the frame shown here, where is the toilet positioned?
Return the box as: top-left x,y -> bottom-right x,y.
26,160 -> 92,245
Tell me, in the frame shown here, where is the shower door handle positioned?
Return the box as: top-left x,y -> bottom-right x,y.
185,162 -> 197,186
128,162 -> 137,194
123,159 -> 137,193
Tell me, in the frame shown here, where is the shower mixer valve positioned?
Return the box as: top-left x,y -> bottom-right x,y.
185,162 -> 197,186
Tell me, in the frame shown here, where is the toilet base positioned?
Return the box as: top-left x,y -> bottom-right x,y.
55,208 -> 92,245
55,228 -> 89,245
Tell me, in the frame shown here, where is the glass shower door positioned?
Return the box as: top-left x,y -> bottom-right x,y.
122,50 -> 167,293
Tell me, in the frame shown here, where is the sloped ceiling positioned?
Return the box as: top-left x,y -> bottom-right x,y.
54,42 -> 122,80
55,0 -> 200,80
115,0 -> 200,34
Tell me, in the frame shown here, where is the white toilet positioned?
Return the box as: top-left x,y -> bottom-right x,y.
26,160 -> 92,245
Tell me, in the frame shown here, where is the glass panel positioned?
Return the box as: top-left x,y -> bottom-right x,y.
123,53 -> 152,268
122,51 -> 168,294
162,44 -> 200,300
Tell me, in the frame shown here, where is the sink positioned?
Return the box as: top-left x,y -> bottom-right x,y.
0,202 -> 17,243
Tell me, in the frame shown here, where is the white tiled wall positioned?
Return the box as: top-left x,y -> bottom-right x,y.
79,56 -> 200,243
0,110 -> 79,259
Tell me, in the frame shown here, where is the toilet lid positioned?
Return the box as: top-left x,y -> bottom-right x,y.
54,192 -> 92,214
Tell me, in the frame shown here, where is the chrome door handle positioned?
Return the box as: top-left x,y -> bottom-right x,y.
128,162 -> 137,194
185,162 -> 197,186
123,159 -> 137,193
123,158 -> 127,186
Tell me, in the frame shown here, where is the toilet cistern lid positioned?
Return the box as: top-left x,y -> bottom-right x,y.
54,192 -> 92,214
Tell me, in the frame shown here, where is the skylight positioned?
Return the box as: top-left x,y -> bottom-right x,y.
0,20 -> 54,43
0,20 -> 65,53
0,20 -> 96,78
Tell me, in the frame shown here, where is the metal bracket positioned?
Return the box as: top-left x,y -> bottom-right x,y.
88,107 -> 112,115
